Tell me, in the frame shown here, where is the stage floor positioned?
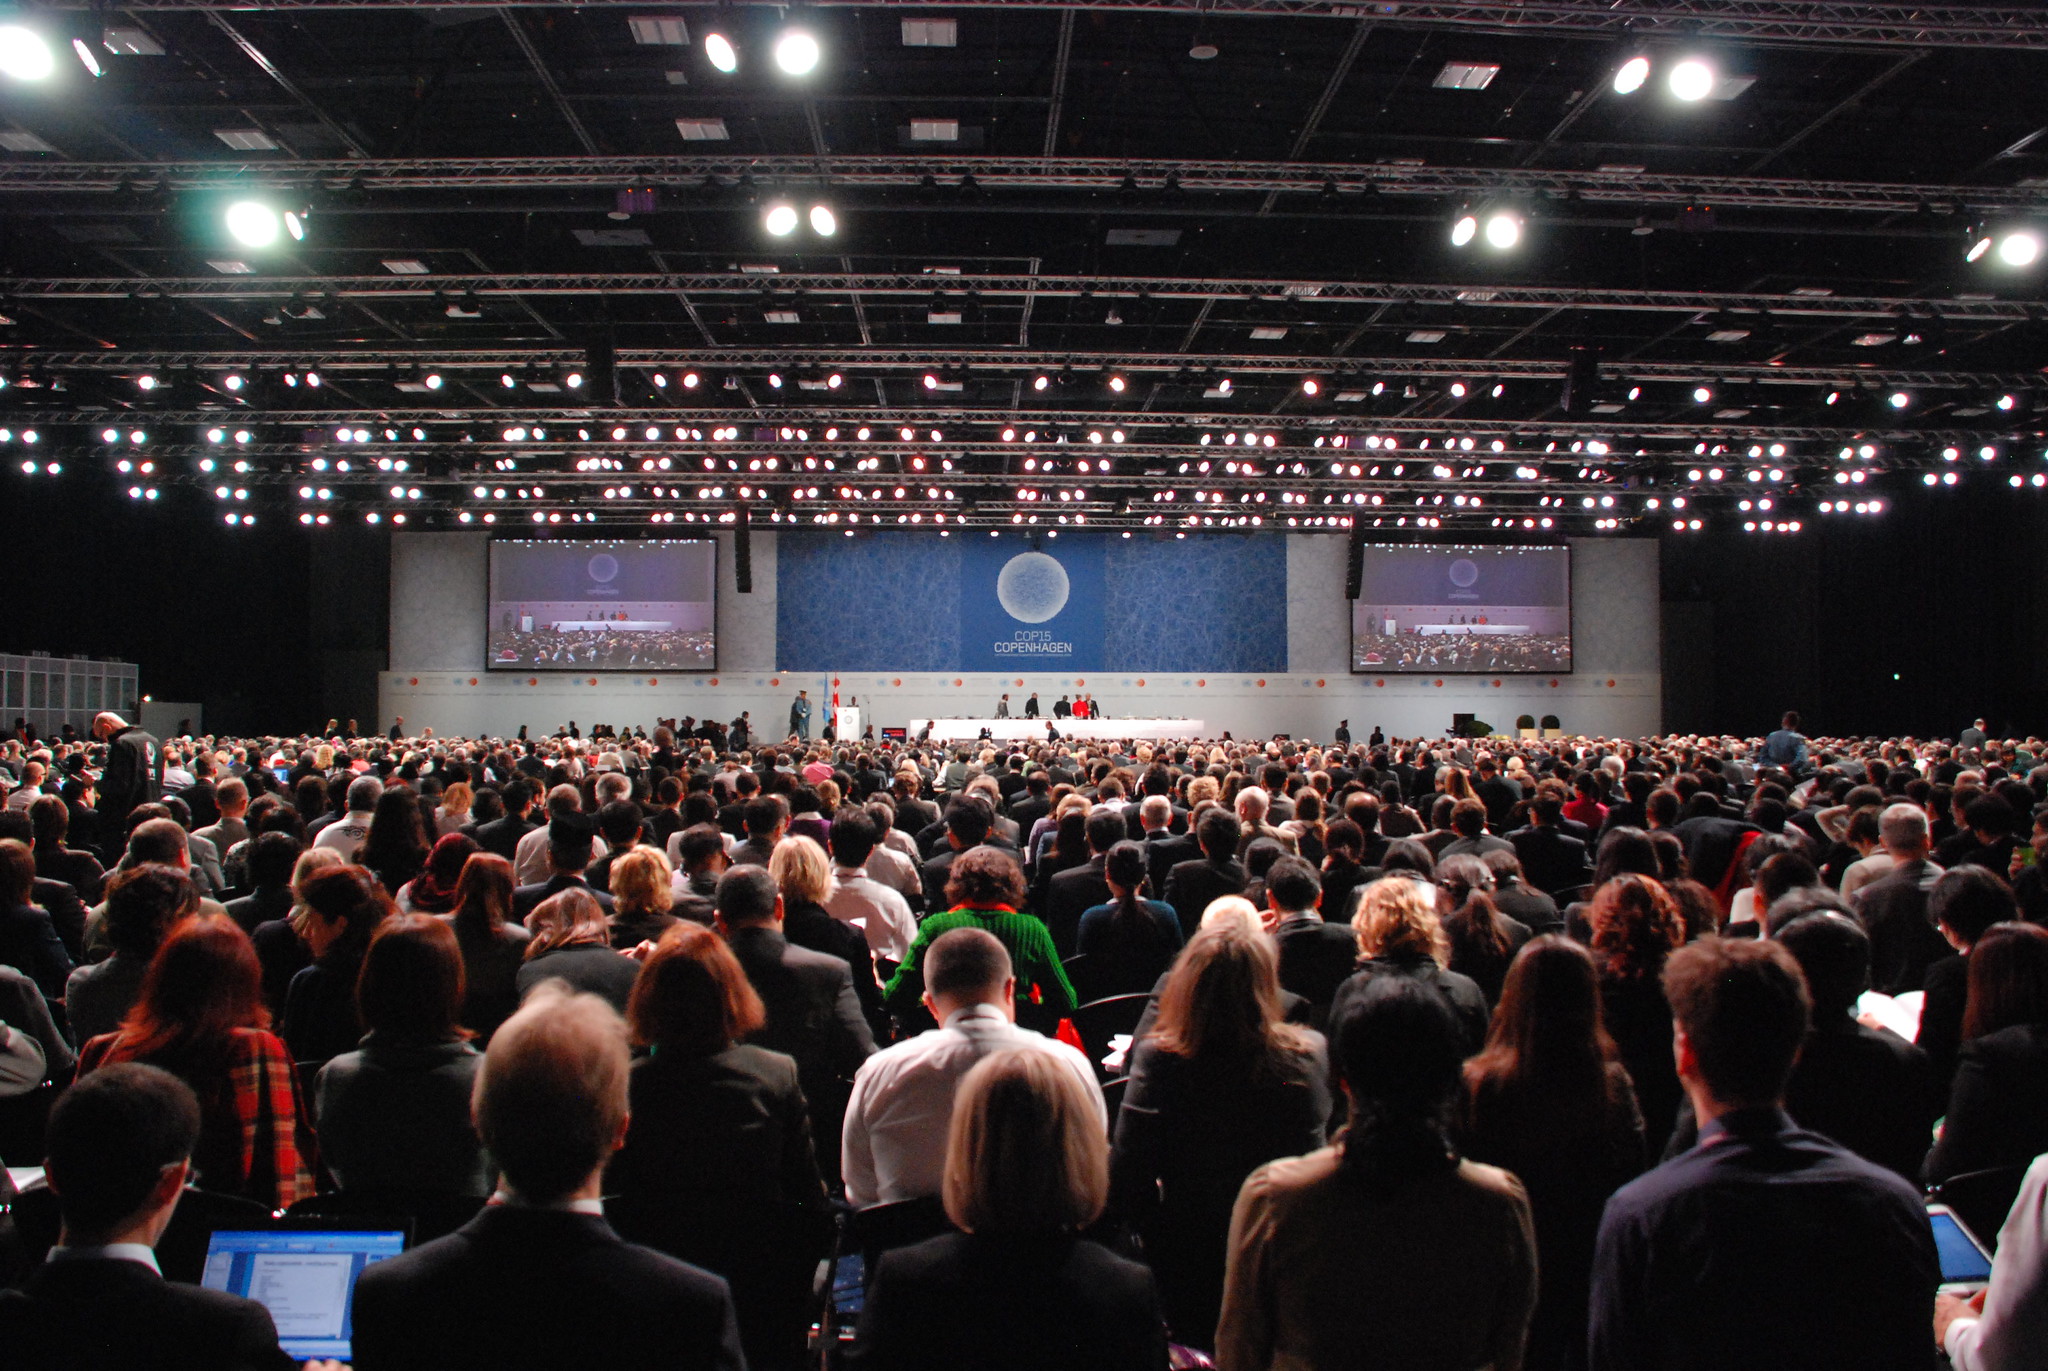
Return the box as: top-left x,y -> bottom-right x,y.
909,717 -> 1204,743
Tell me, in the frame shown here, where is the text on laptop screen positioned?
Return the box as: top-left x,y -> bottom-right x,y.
200,1228 -> 405,1360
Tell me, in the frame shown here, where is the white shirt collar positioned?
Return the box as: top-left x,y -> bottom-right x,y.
49,1242 -> 160,1274
835,865 -> 871,881
943,1002 -> 1011,1029
489,1188 -> 605,1216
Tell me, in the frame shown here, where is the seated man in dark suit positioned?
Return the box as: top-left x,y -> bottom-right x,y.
919,796 -> 1016,911
1042,809 -> 1123,956
0,1063 -> 307,1371
714,865 -> 876,1180
512,815 -> 616,921
1265,856 -> 1358,1028
351,981 -> 745,1371
1163,809 -> 1249,939
471,778 -> 536,862
1507,796 -> 1591,899
1141,796 -> 1201,899
1850,802 -> 1950,994
1917,865 -> 2017,1091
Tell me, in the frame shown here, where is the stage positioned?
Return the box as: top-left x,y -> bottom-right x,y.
908,717 -> 1204,743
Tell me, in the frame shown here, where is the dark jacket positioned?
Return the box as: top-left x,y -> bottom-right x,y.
95,725 -> 161,829
349,1206 -> 745,1371
1924,1021 -> 2048,1185
1330,954 -> 1491,1054
1507,826 -> 1590,899
280,952 -> 366,1065
1271,912 -> 1360,1027
0,1256 -> 294,1371
315,1033 -> 490,1196
1162,857 -> 1248,939
1853,859 -> 1950,995
514,943 -> 641,1015
472,812 -> 534,863
0,901 -> 72,1003
1917,952 -> 1970,1089
857,1231 -> 1167,1371
726,923 -> 876,1173
1074,899 -> 1185,1001
446,917 -> 531,1044
1045,856 -> 1114,955
1142,830 -> 1199,899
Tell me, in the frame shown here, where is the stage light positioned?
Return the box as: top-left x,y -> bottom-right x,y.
223,373 -> 245,392
1613,55 -> 1650,94
764,203 -> 799,236
500,372 -> 517,388
136,374 -> 158,392
681,370 -> 700,389
1888,391 -> 1909,409
1692,385 -> 1711,403
423,372 -> 444,390
225,200 -> 282,248
1448,382 -> 1467,398
767,372 -> 784,388
0,26 -> 55,81
703,30 -> 738,72
1999,231 -> 2042,267
71,38 -> 99,77
1999,393 -> 2017,411
564,369 -> 584,389
1032,374 -> 1050,392
1483,210 -> 1522,249
825,371 -> 843,389
1668,58 -> 1715,101
1107,374 -> 1127,393
284,208 -> 308,241
1301,377 -> 1321,396
1450,213 -> 1478,247
809,204 -> 837,236
774,29 -> 820,75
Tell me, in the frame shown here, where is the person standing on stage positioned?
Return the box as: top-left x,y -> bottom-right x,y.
1335,720 -> 1352,747
1054,696 -> 1072,720
995,695 -> 1011,719
790,691 -> 812,742
1024,693 -> 1041,719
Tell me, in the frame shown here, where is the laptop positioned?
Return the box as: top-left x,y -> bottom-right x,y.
1927,1203 -> 1994,1295
199,1224 -> 409,1362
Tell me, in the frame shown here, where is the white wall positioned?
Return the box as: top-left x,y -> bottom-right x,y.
383,533 -> 1660,740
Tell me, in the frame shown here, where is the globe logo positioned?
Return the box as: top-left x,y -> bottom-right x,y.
587,553 -> 620,583
1448,558 -> 1480,589
996,551 -> 1070,623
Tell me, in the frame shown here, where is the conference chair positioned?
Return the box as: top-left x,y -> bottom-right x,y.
1928,1164 -> 2032,1255
8,1182 -> 274,1284
1070,993 -> 1152,1081
286,1188 -> 486,1245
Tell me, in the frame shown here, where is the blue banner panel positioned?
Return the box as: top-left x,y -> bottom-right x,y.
776,531 -> 1288,673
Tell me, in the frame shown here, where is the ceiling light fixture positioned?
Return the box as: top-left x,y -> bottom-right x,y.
1449,212 -> 1478,247
0,26 -> 55,81
774,29 -> 820,76
1483,210 -> 1522,249
1668,58 -> 1715,101
704,32 -> 737,73
70,38 -> 99,77
808,203 -> 837,236
1612,55 -> 1650,94
763,202 -> 798,236
1999,230 -> 2042,267
224,200 -> 281,247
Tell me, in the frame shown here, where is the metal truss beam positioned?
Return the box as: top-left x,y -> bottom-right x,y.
1,154 -> 2038,214
1,272 -> 2034,322
12,347 -> 2042,391
24,2 -> 2048,52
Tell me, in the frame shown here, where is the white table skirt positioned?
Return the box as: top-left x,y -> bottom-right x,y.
907,717 -> 1203,742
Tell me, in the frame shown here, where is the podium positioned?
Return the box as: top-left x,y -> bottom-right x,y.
834,706 -> 861,740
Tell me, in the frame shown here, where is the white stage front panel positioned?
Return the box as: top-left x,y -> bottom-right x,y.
910,717 -> 1204,743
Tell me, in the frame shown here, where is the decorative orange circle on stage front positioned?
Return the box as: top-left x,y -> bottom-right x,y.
1607,679 -> 1617,688
1136,679 -> 1146,687
588,678 -> 597,686
1434,679 -> 1444,688
408,677 -> 418,686
527,678 -> 537,686
1014,679 -> 1023,687
771,677 -> 780,687
892,678 -> 902,687
832,678 -> 841,687
651,678 -> 661,686
1257,679 -> 1266,688
1375,679 -> 1384,687
1550,680 -> 1560,688
1491,679 -> 1501,688
953,679 -> 962,687
1197,679 -> 1206,688
1076,679 -> 1086,686
1316,679 -> 1326,688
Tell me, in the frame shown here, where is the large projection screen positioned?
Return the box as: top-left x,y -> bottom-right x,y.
1350,544 -> 1572,674
486,539 -> 716,671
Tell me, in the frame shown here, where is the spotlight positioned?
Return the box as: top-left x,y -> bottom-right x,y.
424,372 -> 444,390
1450,213 -> 1478,247
826,372 -> 843,389
1668,58 -> 1715,101
1106,374 -> 1127,394
774,29 -> 820,76
764,203 -> 798,236
70,38 -> 99,77
500,372 -> 517,388
1998,393 -> 2017,411
1999,231 -> 2042,267
704,31 -> 737,73
564,370 -> 584,389
1301,377 -> 1321,396
136,374 -> 158,392
284,208 -> 308,241
223,373 -> 245,392
1612,55 -> 1650,94
1483,211 -> 1522,249
923,372 -> 940,390
1966,228 -> 1994,263
225,201 -> 282,248
1032,374 -> 1050,392
808,204 -> 837,236
1692,385 -> 1712,403
767,372 -> 784,388
681,370 -> 701,389
0,26 -> 54,81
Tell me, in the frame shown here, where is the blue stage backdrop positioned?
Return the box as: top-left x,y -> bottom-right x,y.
776,531 -> 1287,672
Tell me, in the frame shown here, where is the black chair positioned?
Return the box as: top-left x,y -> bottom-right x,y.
9,1182 -> 274,1284
1930,1165 -> 2031,1254
286,1188 -> 486,1244
0,1079 -> 61,1164
1070,993 -> 1152,1080
844,1194 -> 953,1286
1100,1076 -> 1130,1126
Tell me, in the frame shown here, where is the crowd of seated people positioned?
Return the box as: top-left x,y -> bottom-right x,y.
1352,631 -> 1573,673
486,625 -> 716,670
4,708 -> 2048,1368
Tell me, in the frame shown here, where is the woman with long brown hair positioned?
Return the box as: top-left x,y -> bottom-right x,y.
1587,872 -> 1687,1150
283,864 -> 394,1065
77,917 -> 316,1209
1436,853 -> 1532,1009
516,885 -> 639,1013
1461,936 -> 1646,1371
441,852 -> 530,1042
1110,920 -> 1328,1350
1925,921 -> 2048,1184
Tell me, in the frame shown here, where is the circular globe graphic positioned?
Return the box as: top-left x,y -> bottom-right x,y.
586,553 -> 620,583
1448,558 -> 1480,589
996,551 -> 1070,623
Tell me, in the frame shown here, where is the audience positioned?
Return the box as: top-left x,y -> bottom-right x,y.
1936,1151 -> 2048,1371
1110,919 -> 1329,1350
283,864 -> 393,1064
1436,852 -> 1533,1007
349,982 -> 746,1369
1216,975 -> 1537,1371
1330,875 -> 1491,1052
75,918 -> 315,1210
516,886 -> 640,1013
1586,872 -> 1688,1149
606,845 -> 680,950
441,851 -> 531,1042
0,838 -> 71,1003
63,864 -> 194,1044
314,913 -> 489,1197
1074,840 -> 1185,999
886,845 -> 1076,1023
1588,937 -> 1938,1370
1919,864 -> 2022,1088
856,1047 -> 1166,1371
1924,921 -> 2048,1184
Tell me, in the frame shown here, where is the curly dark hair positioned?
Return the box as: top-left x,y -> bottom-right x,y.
1588,873 -> 1686,981
944,845 -> 1027,911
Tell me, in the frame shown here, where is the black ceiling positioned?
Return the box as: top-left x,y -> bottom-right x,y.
3,0 -> 2048,535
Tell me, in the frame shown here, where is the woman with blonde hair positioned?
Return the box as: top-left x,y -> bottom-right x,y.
1331,875 -> 1490,1052
1111,921 -> 1329,1349
858,1048 -> 1166,1370
769,835 -> 881,1027
516,886 -> 639,1013
434,780 -> 474,837
608,845 -> 680,950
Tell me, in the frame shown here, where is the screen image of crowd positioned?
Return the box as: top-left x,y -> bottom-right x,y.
1,705 -> 2041,1371
486,623 -> 717,670
1353,630 -> 1575,673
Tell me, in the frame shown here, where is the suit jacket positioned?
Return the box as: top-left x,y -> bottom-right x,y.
919,842 -> 1022,912
857,1230 -> 1165,1371
1272,913 -> 1361,1027
350,1206 -> 745,1371
1852,859 -> 1950,995
1330,955 -> 1491,1055
1917,953 -> 1970,1090
1142,830 -> 1199,900
472,812 -> 534,863
0,901 -> 72,1003
0,1256 -> 294,1371
512,873 -> 615,921
1045,856 -> 1113,956
1507,826 -> 1591,898
1162,857 -> 1248,939
1924,1021 -> 2048,1185
726,924 -> 875,1133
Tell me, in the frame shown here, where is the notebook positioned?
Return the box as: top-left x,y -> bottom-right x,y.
199,1225 -> 408,1361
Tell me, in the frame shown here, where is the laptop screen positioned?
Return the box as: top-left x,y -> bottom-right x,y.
1929,1209 -> 1993,1284
200,1227 -> 406,1361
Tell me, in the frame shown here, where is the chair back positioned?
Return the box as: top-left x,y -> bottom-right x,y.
1930,1165 -> 2032,1254
1070,993 -> 1153,1078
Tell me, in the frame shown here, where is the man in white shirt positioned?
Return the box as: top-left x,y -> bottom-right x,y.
513,783 -> 584,886
841,927 -> 1099,1209
311,774 -> 383,861
1937,1152 -> 2048,1371
822,811 -> 917,962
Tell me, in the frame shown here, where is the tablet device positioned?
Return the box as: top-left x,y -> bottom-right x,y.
200,1224 -> 408,1361
1928,1204 -> 1993,1293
